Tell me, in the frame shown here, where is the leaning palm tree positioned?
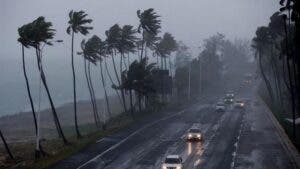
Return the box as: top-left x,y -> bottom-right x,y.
137,8 -> 161,60
105,24 -> 128,112
18,24 -> 47,158
156,32 -> 177,70
118,25 -> 138,114
67,10 -> 93,138
79,39 -> 101,128
0,129 -> 14,160
22,16 -> 69,145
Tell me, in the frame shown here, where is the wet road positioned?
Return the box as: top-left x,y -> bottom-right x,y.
53,84 -> 297,169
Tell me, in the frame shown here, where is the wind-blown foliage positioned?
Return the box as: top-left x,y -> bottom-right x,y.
67,10 -> 93,138
18,16 -> 69,145
137,8 -> 161,60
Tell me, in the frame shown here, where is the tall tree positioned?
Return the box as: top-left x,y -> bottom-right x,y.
79,39 -> 101,128
137,8 -> 161,60
21,16 -> 69,145
18,24 -> 46,158
117,25 -> 138,115
67,10 -> 93,138
105,24 -> 128,113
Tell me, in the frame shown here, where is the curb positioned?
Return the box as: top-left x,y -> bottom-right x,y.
258,96 -> 300,169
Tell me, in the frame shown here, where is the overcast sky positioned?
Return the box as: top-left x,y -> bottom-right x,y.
0,0 -> 280,114
1,0 -> 280,58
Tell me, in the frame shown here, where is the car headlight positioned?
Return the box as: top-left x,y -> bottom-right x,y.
230,99 -> 233,101
197,134 -> 201,137
176,166 -> 182,169
188,134 -> 192,138
162,165 -> 167,169
241,103 -> 244,106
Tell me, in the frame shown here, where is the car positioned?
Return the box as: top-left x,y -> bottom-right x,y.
226,93 -> 235,98
161,155 -> 183,169
186,128 -> 202,141
234,100 -> 245,109
224,96 -> 234,104
215,102 -> 226,112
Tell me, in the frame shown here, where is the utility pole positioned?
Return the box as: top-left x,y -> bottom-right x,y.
188,61 -> 191,100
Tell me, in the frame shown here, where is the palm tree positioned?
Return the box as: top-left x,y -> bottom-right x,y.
105,24 -> 128,113
79,39 -> 101,128
22,16 -> 69,145
117,25 -> 138,114
124,58 -> 156,112
155,33 -> 177,101
67,10 -> 93,138
0,129 -> 14,160
18,24 -> 45,157
156,32 -> 177,69
137,8 -> 161,60
252,27 -> 275,103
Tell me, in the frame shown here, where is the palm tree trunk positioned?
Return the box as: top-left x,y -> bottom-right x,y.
84,59 -> 99,128
22,45 -> 46,158
112,53 -> 127,112
71,31 -> 81,138
129,90 -> 134,118
284,18 -> 297,140
104,57 -> 123,108
100,61 -> 111,121
138,92 -> 142,112
140,31 -> 145,61
36,48 -> 69,145
0,130 -> 14,160
88,62 -> 101,127
127,53 -> 130,68
259,51 -> 274,102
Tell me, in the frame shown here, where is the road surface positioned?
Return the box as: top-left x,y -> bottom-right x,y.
51,84 -> 298,169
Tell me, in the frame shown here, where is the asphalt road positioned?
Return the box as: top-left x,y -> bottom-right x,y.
51,84 -> 298,169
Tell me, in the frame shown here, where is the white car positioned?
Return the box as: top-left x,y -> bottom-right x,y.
161,155 -> 183,169
186,128 -> 202,141
215,102 -> 226,112
234,100 -> 245,109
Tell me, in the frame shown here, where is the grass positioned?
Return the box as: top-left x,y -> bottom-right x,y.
0,103 -> 170,169
0,113 -> 134,169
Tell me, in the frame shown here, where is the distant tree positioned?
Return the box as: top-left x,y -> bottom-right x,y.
123,58 -> 156,112
137,8 -> 161,60
67,10 -> 93,138
156,32 -> 177,69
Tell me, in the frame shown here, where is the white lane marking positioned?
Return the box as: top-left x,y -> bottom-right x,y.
230,113 -> 245,169
77,110 -> 186,169
96,138 -> 105,143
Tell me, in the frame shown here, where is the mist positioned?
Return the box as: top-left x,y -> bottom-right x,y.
0,0 -> 279,115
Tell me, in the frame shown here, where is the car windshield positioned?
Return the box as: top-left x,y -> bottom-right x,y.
217,103 -> 224,106
189,129 -> 200,133
165,158 -> 181,164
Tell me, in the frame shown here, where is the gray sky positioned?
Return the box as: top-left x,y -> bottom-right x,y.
1,0 -> 279,57
0,0 -> 280,115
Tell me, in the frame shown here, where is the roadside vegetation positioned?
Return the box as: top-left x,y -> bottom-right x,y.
252,0 -> 300,149
1,8 -> 180,168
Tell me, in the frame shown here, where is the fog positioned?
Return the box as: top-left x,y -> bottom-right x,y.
0,0 -> 279,115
